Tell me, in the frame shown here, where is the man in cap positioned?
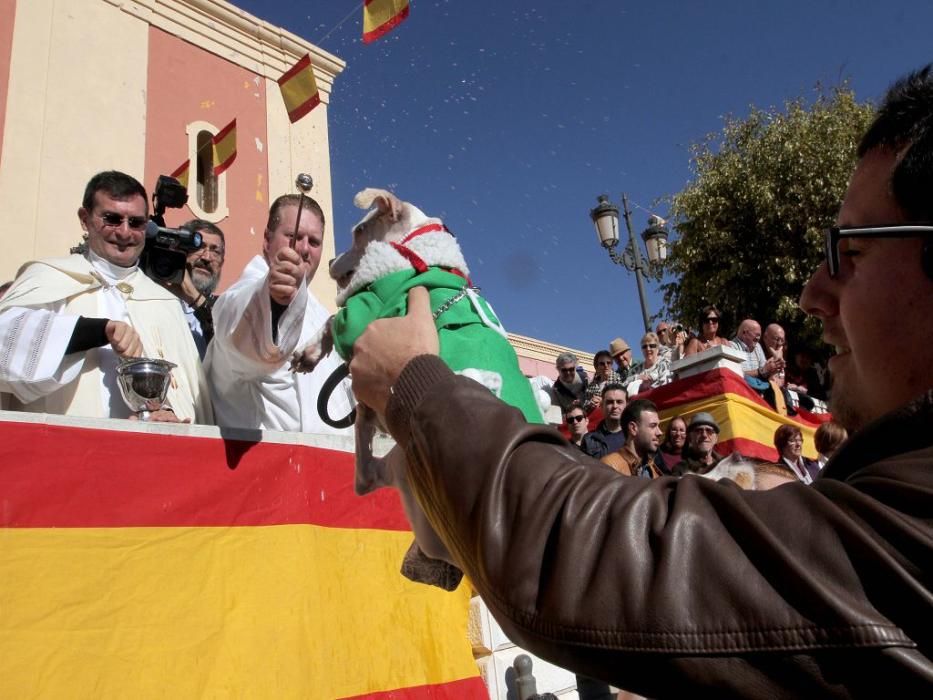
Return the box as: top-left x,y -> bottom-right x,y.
608,337 -> 633,383
672,412 -> 724,476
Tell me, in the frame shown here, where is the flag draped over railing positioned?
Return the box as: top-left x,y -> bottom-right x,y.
0,417 -> 486,699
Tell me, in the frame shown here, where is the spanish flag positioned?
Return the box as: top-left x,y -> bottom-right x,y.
212,118 -> 237,176
363,0 -> 410,44
170,159 -> 190,190
278,54 -> 321,124
0,416 -> 487,698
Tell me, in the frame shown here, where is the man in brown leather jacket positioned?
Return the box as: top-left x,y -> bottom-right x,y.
348,66 -> 933,697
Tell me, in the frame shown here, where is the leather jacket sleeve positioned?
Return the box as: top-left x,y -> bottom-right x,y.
384,355 -> 931,698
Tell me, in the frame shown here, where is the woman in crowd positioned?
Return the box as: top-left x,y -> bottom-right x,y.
659,415 -> 687,472
625,332 -> 672,395
773,424 -> 819,484
562,401 -> 588,451
683,305 -> 729,356
583,350 -> 621,414
814,421 -> 847,470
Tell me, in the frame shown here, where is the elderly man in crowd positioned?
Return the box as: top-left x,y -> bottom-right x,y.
160,219 -> 226,359
551,351 -> 589,412
608,337 -> 633,383
206,194 -> 351,433
345,65 -> 933,695
673,412 -> 724,476
0,171 -> 211,423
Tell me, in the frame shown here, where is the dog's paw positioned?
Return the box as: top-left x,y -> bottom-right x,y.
289,345 -> 323,373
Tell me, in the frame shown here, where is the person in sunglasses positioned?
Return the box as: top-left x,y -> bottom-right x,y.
623,332 -> 672,395
561,401 -> 588,451
682,304 -> 729,356
0,171 -> 211,423
345,65 -> 933,695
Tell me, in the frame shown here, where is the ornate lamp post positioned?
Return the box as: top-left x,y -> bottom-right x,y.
590,193 -> 670,332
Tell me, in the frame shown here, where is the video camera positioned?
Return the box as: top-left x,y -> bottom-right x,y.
139,175 -> 201,285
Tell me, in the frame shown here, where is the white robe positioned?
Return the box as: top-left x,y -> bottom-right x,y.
0,254 -> 212,423
205,255 -> 353,434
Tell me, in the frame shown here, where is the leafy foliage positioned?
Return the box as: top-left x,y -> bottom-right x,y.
659,85 -> 875,351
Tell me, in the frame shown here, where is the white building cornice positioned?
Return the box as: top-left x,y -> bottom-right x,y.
103,0 -> 345,99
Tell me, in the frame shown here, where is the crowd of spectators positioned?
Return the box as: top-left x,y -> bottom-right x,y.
548,310 -> 836,487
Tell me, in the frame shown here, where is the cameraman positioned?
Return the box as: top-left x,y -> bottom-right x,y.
0,170 -> 212,423
159,220 -> 225,359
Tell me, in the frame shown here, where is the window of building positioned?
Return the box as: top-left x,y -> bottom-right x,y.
185,121 -> 229,222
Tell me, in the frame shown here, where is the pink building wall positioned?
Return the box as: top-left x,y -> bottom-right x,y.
144,26 -> 270,294
0,0 -> 16,167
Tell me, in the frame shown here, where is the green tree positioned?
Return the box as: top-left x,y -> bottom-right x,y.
660,85 -> 875,352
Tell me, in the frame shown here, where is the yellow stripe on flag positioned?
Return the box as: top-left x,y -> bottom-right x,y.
0,525 -> 477,698
278,54 -> 321,123
212,118 -> 237,176
363,0 -> 410,43
170,159 -> 189,189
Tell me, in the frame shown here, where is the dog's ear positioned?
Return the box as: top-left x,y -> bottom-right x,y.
354,188 -> 404,222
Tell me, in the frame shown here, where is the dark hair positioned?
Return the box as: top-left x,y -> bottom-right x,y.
593,350 -> 613,368
699,304 -> 721,325
562,400 -> 585,418
814,421 -> 847,456
266,194 -> 326,233
858,64 -> 933,221
82,171 -> 147,213
181,219 -> 225,243
774,424 -> 803,454
601,382 -> 627,399
620,398 -> 657,434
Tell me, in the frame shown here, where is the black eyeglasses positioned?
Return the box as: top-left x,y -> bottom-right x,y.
641,343 -> 658,350
98,211 -> 148,230
703,317 -> 719,324
823,224 -> 933,278
595,360 -> 613,366
566,414 -> 586,424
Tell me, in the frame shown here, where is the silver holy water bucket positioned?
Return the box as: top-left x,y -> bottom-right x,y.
115,358 -> 177,420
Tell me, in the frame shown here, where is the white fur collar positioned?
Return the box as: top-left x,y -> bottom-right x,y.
336,230 -> 470,306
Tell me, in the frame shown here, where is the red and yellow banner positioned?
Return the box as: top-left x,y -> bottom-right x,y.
278,54 -> 321,123
170,158 -> 190,189
0,419 -> 485,698
363,0 -> 410,43
212,118 -> 237,175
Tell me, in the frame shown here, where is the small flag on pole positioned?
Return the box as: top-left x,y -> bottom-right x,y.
212,119 -> 237,176
277,55 -> 321,124
170,160 -> 190,189
362,0 -> 410,44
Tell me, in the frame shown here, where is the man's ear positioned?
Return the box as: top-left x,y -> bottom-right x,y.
77,207 -> 89,231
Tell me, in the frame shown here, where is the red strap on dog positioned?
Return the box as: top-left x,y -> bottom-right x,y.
391,222 -> 472,283
389,241 -> 429,273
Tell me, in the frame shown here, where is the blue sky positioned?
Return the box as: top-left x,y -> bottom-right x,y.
234,0 -> 932,358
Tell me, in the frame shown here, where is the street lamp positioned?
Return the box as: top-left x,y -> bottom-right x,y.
590,193 -> 669,332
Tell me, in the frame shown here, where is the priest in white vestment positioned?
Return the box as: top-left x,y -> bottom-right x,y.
0,171 -> 211,423
206,194 -> 352,434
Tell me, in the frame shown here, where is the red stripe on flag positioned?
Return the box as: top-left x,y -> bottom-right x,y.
0,421 -> 411,531
362,3 -> 410,43
277,53 -> 312,85
287,92 -> 321,123
339,676 -> 487,699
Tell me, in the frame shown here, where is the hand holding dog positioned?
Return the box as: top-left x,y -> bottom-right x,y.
350,286 -> 439,414
268,246 -> 305,306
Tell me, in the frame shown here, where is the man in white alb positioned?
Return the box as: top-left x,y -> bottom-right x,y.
205,194 -> 352,433
0,171 -> 211,422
